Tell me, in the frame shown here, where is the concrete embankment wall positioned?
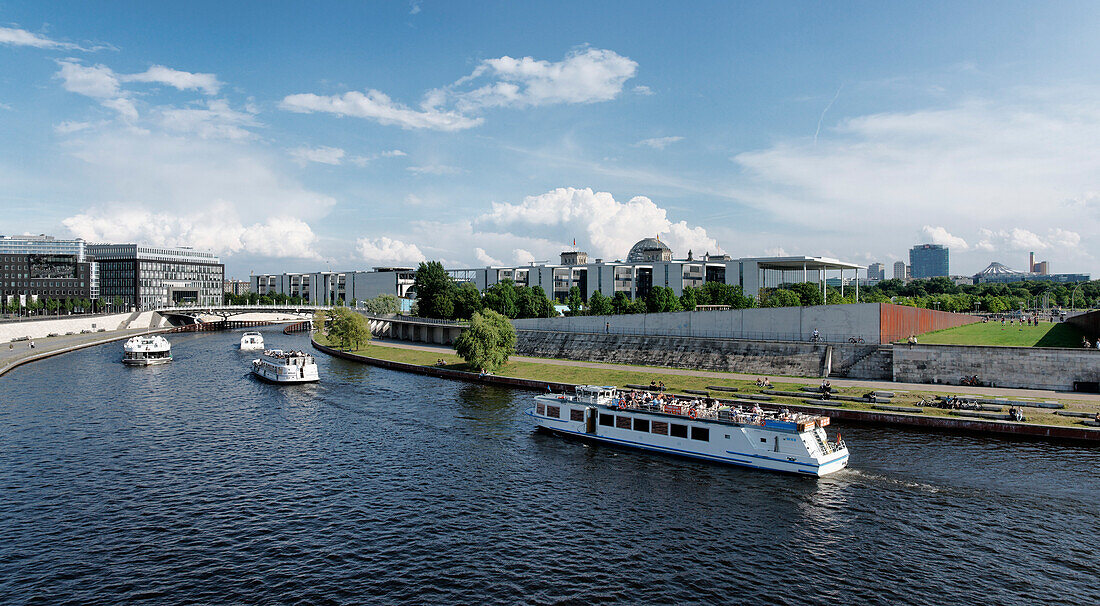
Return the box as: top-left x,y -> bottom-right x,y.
893,344 -> 1100,391
0,313 -> 138,341
1067,310 -> 1100,341
514,330 -> 867,377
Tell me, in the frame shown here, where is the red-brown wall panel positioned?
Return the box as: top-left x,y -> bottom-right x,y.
879,303 -> 980,343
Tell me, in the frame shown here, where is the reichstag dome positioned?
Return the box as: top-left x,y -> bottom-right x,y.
626,237 -> 673,263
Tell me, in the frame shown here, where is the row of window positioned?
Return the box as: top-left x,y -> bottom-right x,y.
537,403 -> 709,442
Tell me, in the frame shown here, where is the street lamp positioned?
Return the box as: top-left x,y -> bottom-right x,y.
1071,284 -> 1082,311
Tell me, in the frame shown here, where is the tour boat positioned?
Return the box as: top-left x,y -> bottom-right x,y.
528,386 -> 849,476
240,331 -> 265,351
122,335 -> 173,366
251,349 -> 319,384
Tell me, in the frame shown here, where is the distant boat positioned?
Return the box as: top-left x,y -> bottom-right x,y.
123,335 -> 172,366
240,331 -> 264,351
251,349 -> 319,384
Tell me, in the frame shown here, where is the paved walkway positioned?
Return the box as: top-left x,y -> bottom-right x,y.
368,338 -> 1100,403
0,328 -> 166,377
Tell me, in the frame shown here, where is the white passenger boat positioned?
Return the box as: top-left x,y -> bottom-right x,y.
240,331 -> 265,351
528,386 -> 849,476
251,349 -> 319,384
122,335 -> 173,366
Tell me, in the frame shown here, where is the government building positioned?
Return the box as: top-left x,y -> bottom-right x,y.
252,239 -> 861,305
88,244 -> 224,310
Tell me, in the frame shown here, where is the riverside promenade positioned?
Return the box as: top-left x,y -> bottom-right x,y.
0,328 -> 167,378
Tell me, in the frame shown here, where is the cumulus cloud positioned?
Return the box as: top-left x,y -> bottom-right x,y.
921,225 -> 968,249
356,236 -> 426,265
974,227 -> 1080,253
158,99 -> 258,140
477,187 -> 721,261
289,145 -> 345,166
474,247 -> 503,266
513,248 -> 536,265
122,65 -> 220,95
0,26 -> 80,50
635,136 -> 683,149
280,47 -> 636,131
280,90 -> 482,131
56,60 -> 121,98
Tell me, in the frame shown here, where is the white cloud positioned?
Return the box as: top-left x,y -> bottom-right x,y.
356,236 -> 426,265
474,247 -> 503,266
122,65 -> 220,95
280,90 -> 482,131
404,194 -> 424,206
477,187 -> 721,261
280,47 -> 636,131
380,149 -> 407,157
289,145 -> 345,166
633,85 -> 654,96
974,227 -> 1080,254
158,99 -> 258,140
409,0 -> 422,14
0,26 -> 79,50
513,248 -> 536,265
407,164 -> 461,175
635,136 -> 683,149
921,225 -> 968,250
54,120 -> 96,134
56,60 -> 121,98
349,149 -> 407,166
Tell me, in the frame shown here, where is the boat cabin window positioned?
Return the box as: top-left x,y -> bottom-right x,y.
599,413 -> 614,427
691,427 -> 709,442
570,409 -> 584,422
632,418 -> 649,432
670,424 -> 688,438
537,403 -> 545,415
545,405 -> 560,419
615,416 -> 631,429
651,421 -> 668,435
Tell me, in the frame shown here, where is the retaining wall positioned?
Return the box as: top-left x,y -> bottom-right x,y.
0,313 -> 134,342
893,344 -> 1100,391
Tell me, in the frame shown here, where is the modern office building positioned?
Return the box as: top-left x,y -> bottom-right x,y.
1,253 -> 94,307
88,244 -> 223,309
893,261 -> 908,281
909,244 -> 949,279
223,279 -> 251,296
866,262 -> 885,281
253,239 -> 862,305
0,234 -> 98,300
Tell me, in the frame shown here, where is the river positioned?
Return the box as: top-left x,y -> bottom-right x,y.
0,327 -> 1097,604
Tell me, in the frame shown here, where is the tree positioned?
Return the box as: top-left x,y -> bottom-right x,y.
413,261 -> 456,319
566,286 -> 584,316
113,296 -> 124,311
326,307 -> 371,350
365,293 -> 403,315
679,286 -> 698,311
454,309 -> 516,371
646,286 -> 682,313
483,279 -> 519,318
587,290 -> 612,316
452,284 -> 483,319
789,282 -> 825,307
760,288 -> 801,308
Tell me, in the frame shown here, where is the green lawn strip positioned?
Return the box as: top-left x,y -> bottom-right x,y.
917,321 -> 1084,347
318,335 -> 1100,428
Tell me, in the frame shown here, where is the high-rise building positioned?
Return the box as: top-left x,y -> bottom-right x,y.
893,261 -> 908,281
1,234 -> 98,299
909,244 -> 949,279
88,244 -> 223,309
867,262 -> 885,281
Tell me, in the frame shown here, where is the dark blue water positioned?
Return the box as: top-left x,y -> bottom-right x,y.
1,328 -> 1098,605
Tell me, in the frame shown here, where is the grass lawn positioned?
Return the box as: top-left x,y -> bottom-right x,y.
917,321 -> 1084,347
313,333 -> 1100,428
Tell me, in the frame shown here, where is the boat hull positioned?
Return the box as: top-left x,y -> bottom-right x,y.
250,366 -> 319,384
527,402 -> 849,477
122,357 -> 172,366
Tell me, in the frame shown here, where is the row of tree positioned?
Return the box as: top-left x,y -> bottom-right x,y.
0,296 -> 126,316
224,291 -> 404,314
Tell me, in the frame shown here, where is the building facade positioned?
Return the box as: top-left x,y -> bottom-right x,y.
252,267 -> 421,304
223,279 -> 251,296
88,244 -> 223,309
866,262 -> 885,281
893,261 -> 908,281
0,234 -> 97,299
909,244 -> 949,279
1,253 -> 94,307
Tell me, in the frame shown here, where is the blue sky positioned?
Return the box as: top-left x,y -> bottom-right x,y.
2,1 -> 1099,279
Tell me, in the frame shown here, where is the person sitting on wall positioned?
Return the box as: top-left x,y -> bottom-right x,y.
650,380 -> 657,390
763,377 -> 772,388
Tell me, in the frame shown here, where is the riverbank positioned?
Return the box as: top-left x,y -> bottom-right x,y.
312,335 -> 1100,442
0,327 -> 171,377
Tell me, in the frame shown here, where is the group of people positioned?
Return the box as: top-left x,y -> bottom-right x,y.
648,380 -> 666,391
754,377 -> 773,388
820,380 -> 833,399
1081,337 -> 1100,349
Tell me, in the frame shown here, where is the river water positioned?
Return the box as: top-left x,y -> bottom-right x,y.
0,328 -> 1097,604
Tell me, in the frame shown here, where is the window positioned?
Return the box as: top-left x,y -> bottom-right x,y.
537,403 -> 545,415
570,408 -> 585,422
760,438 -> 767,443
599,413 -> 614,427
545,405 -> 560,419
691,427 -> 709,441
615,416 -> 631,429
651,421 -> 668,435
670,424 -> 688,438
633,418 -> 649,432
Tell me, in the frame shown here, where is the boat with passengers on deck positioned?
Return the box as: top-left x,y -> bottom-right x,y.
251,349 -> 319,384
528,386 -> 849,476
122,335 -> 173,366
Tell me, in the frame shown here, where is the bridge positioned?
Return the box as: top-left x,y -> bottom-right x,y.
357,313 -> 466,345
156,304 -> 329,323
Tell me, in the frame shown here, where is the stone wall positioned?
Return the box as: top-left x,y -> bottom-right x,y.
893,344 -> 1100,391
516,330 -> 837,377
0,313 -> 134,342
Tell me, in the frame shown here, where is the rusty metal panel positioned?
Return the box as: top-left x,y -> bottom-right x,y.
880,303 -> 980,343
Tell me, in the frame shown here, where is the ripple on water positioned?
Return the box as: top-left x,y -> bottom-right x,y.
0,328 -> 1097,605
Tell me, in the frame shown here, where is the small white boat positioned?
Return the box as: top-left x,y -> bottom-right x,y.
240,331 -> 265,351
123,335 -> 172,366
251,349 -> 319,384
528,386 -> 849,476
